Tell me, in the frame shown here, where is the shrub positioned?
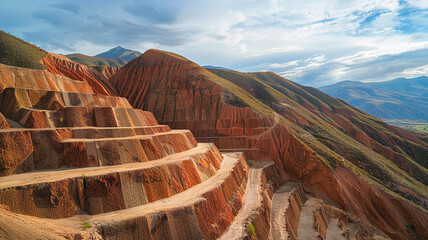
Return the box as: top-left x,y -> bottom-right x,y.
82,221 -> 92,230
248,223 -> 256,236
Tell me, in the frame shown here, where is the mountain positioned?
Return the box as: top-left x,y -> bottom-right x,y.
95,46 -> 142,62
320,77 -> 428,121
371,76 -> 428,97
203,65 -> 232,70
65,53 -> 127,67
0,30 -> 46,70
110,49 -> 428,239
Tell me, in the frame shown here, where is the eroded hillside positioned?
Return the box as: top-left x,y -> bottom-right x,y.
110,49 -> 428,240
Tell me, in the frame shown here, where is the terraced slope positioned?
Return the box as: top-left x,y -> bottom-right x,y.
0,62 -> 260,239
110,49 -> 428,240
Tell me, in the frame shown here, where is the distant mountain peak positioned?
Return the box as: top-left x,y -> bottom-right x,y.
95,46 -> 142,62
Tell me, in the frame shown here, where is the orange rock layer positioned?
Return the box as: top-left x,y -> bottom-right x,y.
41,53 -> 117,95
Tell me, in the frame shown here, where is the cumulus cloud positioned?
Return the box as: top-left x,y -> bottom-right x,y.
403,64 -> 428,75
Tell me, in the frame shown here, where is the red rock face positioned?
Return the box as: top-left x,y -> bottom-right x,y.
0,63 -> 93,94
0,113 -> 10,129
41,53 -> 117,95
0,131 -> 33,176
110,49 -> 428,240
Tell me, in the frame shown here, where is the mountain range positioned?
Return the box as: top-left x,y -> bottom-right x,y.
95,46 -> 142,62
0,31 -> 427,240
65,46 -> 142,68
320,77 -> 428,122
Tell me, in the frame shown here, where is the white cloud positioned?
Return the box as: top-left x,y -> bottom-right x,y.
305,54 -> 325,63
333,36 -> 428,65
277,54 -> 327,78
406,0 -> 428,9
270,60 -> 300,69
403,64 -> 428,75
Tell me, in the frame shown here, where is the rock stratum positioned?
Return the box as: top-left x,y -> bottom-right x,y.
0,33 -> 426,240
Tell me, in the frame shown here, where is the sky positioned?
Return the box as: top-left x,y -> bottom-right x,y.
1,0 -> 427,87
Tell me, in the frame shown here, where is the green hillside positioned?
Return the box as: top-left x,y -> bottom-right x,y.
66,53 -> 126,67
0,30 -> 46,70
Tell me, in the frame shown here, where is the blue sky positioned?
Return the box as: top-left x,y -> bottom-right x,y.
1,0 -> 427,86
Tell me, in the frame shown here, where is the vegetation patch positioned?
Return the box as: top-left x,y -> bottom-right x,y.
248,222 -> 256,236
82,221 -> 92,230
402,123 -> 428,134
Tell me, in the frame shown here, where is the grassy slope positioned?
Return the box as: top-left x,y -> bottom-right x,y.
0,30 -> 46,70
208,68 -> 428,211
66,53 -> 126,67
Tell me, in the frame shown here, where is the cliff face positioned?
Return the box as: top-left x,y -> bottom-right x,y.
110,49 -> 428,240
41,53 -> 118,95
